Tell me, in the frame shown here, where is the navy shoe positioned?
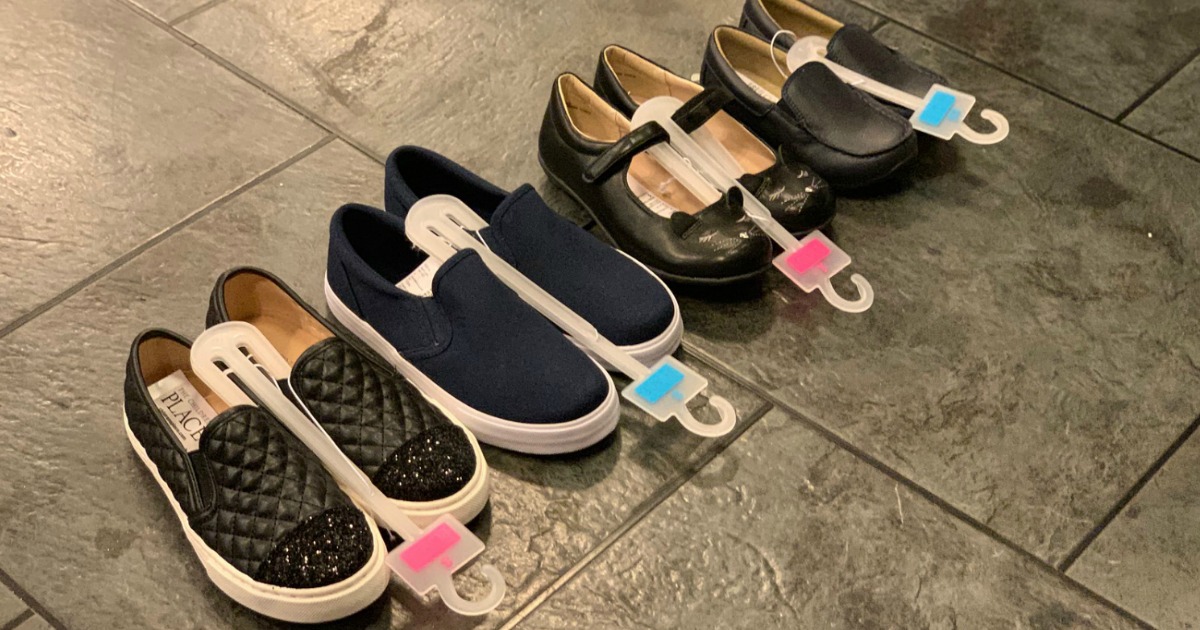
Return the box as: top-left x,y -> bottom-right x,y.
325,204 -> 619,454
384,146 -> 682,366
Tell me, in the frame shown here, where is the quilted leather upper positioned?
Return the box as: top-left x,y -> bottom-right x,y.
190,407 -> 368,581
288,336 -> 474,498
204,267 -> 476,502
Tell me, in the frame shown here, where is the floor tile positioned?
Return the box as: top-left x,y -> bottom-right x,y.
0,583 -> 27,626
679,23 -> 1200,564
517,410 -> 1142,630
857,0 -> 1200,117
1124,53 -> 1200,159
175,0 -> 864,170
0,0 -> 323,331
0,139 -> 767,628
1069,426 -> 1200,629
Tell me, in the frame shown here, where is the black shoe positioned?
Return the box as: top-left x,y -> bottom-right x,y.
538,73 -> 772,285
699,26 -> 917,189
739,0 -> 945,105
593,44 -> 835,236
205,267 -> 490,526
123,329 -> 388,623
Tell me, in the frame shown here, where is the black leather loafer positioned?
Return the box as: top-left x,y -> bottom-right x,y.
739,0 -> 946,104
538,73 -> 772,285
699,26 -> 917,189
593,44 -> 835,236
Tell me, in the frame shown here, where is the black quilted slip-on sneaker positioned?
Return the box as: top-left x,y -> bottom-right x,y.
205,267 -> 490,528
538,73 -> 773,285
123,329 -> 388,623
592,44 -> 836,236
699,26 -> 917,189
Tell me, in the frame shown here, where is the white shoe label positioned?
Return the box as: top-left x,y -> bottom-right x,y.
397,257 -> 441,297
736,72 -> 780,103
148,370 -> 219,452
628,175 -> 683,219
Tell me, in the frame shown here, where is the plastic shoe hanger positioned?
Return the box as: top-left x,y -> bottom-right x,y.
780,33 -> 1009,145
190,322 -> 506,616
630,96 -> 874,313
405,195 -> 738,438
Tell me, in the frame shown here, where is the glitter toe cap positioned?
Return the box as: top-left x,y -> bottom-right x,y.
373,424 -> 476,503
255,506 -> 374,589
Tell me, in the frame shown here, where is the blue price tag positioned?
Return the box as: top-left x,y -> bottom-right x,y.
918,90 -> 957,126
634,364 -> 685,404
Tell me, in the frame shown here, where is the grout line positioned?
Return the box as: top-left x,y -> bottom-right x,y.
1115,44 -> 1200,122
1058,411 -> 1200,571
165,0 -> 230,26
0,568 -> 64,630
0,134 -> 336,344
677,340 -> 1155,629
112,0 -> 386,166
855,2 -> 1200,164
0,610 -> 34,630
867,17 -> 889,34
499,396 -> 776,629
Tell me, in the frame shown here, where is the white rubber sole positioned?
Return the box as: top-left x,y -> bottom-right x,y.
572,251 -> 683,369
286,380 -> 491,529
325,277 -> 621,455
123,413 -> 389,624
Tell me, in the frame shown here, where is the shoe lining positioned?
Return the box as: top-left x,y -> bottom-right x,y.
557,74 -> 710,217
222,273 -> 333,367
758,0 -> 842,39
716,28 -> 790,102
603,46 -> 777,177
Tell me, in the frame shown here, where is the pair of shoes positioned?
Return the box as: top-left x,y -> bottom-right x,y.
538,48 -> 834,285
125,268 -> 490,622
702,0 -> 948,186
325,146 -> 683,454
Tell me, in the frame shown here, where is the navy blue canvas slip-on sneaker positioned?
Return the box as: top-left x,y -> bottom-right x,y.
384,145 -> 682,367
325,204 -> 620,455
700,26 -> 917,189
205,267 -> 490,527
123,330 -> 389,623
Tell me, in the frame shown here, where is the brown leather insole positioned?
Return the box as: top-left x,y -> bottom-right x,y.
558,74 -> 711,215
222,273 -> 333,366
758,0 -> 842,39
138,336 -> 230,415
604,47 -> 777,176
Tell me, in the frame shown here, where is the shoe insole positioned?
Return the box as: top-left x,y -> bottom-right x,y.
606,48 -> 777,177
558,74 -> 711,217
758,0 -> 842,39
139,336 -> 230,452
222,273 -> 333,367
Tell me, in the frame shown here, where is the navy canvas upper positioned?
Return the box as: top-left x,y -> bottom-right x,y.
384,146 -> 675,346
327,204 -> 610,424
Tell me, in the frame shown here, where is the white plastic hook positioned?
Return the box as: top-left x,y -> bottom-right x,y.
406,196 -> 739,438
786,35 -> 1009,145
631,96 -> 875,314
190,322 -> 507,616
817,274 -> 874,313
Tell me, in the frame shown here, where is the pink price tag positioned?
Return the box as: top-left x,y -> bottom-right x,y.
785,239 -> 831,274
399,523 -> 462,571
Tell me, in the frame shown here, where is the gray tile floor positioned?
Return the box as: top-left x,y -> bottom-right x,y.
1,0 -> 1197,628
